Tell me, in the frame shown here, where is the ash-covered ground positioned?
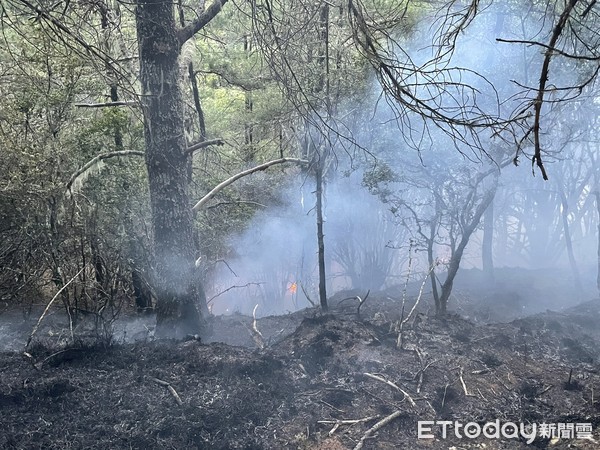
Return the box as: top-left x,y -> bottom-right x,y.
1,268 -> 599,449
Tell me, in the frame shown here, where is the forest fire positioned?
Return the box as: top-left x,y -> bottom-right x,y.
1,0 -> 600,448
288,282 -> 298,294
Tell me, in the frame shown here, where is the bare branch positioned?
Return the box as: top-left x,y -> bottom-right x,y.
186,138 -> 225,155
192,158 -> 309,211
496,38 -> 600,62
531,0 -> 580,180
66,150 -> 145,193
27,268 -> 84,348
177,0 -> 229,46
74,101 -> 140,108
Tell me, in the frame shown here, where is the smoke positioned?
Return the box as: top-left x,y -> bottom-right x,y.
206,170 -> 405,316
206,1 -> 600,317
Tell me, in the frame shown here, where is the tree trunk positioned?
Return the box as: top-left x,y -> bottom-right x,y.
316,158 -> 328,311
559,187 -> 582,297
482,199 -> 495,285
135,0 -> 206,338
595,191 -> 600,296
438,182 -> 497,315
428,214 -> 440,312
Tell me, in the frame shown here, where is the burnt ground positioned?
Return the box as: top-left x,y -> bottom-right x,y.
1,268 -> 600,449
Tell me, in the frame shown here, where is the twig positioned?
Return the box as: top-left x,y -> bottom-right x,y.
353,410 -> 403,450
319,399 -> 345,413
150,377 -> 183,406
317,415 -> 380,436
207,282 -> 265,304
477,388 -> 488,402
26,268 -> 84,348
441,383 -> 450,409
459,367 -> 476,397
363,373 -> 416,407
300,283 -> 316,307
356,290 -> 370,315
413,348 -> 433,394
397,263 -> 436,349
251,304 -> 265,349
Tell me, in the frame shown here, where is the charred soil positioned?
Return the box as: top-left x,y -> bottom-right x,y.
1,272 -> 600,449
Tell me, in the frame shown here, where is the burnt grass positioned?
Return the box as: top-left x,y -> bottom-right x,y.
2,273 -> 600,449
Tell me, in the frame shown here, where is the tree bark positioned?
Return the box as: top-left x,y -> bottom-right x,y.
316,158 -> 328,311
482,199 -> 495,285
135,0 -> 206,338
428,213 -> 440,312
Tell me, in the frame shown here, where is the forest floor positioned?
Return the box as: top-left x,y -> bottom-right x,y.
1,268 -> 600,449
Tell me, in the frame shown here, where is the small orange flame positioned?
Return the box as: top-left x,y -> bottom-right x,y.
288,282 -> 297,294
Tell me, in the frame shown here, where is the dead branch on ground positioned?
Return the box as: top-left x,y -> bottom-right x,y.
317,415 -> 380,436
149,377 -> 183,406
363,372 -> 416,407
251,304 -> 265,349
458,367 -> 476,397
353,410 -> 403,450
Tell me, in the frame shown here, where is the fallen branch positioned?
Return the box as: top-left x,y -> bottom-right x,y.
364,373 -> 416,407
24,349 -> 79,371
192,158 -> 309,211
353,410 -> 403,450
251,304 -> 265,349
26,268 -> 84,348
459,367 -> 476,397
317,415 -> 380,436
149,377 -> 183,406
539,384 -> 553,396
